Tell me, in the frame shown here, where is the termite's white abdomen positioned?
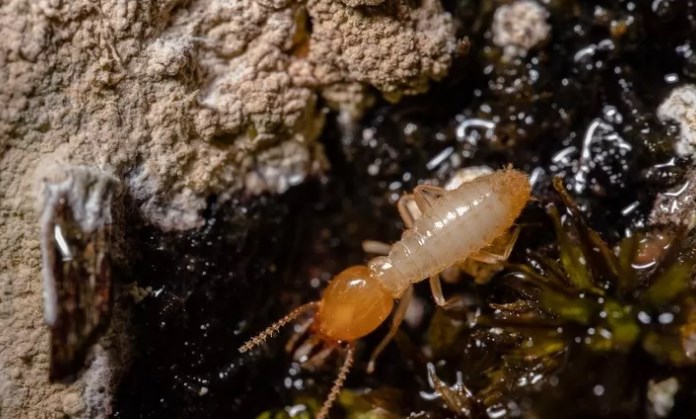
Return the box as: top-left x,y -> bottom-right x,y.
369,169 -> 530,298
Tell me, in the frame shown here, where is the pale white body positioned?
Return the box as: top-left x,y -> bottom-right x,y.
368,169 -> 530,297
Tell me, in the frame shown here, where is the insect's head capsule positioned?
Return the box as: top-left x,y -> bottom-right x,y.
315,265 -> 394,342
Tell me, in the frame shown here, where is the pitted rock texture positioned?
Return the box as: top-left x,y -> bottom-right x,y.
0,0 -> 457,417
292,0 -> 457,103
491,0 -> 550,59
649,167 -> 696,230
658,84 -> 696,157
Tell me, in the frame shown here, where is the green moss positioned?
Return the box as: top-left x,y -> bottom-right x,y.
433,177 -> 696,416
391,178 -> 696,417
500,178 -> 696,360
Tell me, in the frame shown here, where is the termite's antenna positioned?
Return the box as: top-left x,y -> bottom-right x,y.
315,343 -> 355,419
238,302 -> 318,353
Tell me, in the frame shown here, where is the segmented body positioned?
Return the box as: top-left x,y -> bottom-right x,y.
368,169 -> 530,297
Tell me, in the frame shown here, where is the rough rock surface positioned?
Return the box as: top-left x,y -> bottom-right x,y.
0,0 -> 456,417
491,0 -> 550,59
295,0 -> 457,103
658,84 -> 696,157
651,85 -> 696,229
649,167 -> 696,230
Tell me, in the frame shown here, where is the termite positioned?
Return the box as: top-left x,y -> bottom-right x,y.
239,167 -> 531,418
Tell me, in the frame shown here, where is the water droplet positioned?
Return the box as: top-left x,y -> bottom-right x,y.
658,312 -> 674,324
593,384 -> 605,396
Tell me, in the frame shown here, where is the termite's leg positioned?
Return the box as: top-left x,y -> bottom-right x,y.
292,334 -> 323,363
303,345 -> 335,371
413,184 -> 446,212
397,193 -> 421,228
468,226 -> 521,264
285,316 -> 314,353
398,185 -> 446,226
429,275 -> 446,307
397,186 -> 443,226
362,239 -> 392,255
428,275 -> 466,309
364,193 -> 424,256
366,285 -> 414,373
368,186 -> 444,256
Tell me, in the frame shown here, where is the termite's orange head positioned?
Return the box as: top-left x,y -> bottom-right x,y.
316,265 -> 393,342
